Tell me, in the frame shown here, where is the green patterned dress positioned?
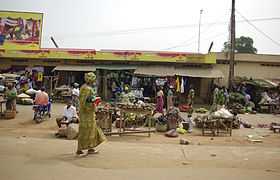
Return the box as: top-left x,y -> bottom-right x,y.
77,84 -> 106,151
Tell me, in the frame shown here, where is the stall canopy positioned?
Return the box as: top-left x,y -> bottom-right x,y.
52,65 -> 96,72
134,65 -> 175,77
175,67 -> 224,78
95,64 -> 137,70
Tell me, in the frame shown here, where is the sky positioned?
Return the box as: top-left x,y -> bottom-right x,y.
1,0 -> 280,54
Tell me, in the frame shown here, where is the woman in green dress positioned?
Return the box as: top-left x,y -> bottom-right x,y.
76,72 -> 106,155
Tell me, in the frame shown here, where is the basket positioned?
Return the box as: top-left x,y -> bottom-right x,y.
115,119 -> 125,128
4,110 -> 16,119
182,122 -> 190,130
155,123 -> 168,132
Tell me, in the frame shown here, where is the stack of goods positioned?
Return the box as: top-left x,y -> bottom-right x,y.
232,115 -> 241,129
17,93 -> 33,105
193,115 -> 207,128
229,92 -> 245,104
124,112 -> 136,122
228,103 -> 245,114
178,104 -> 192,113
155,115 -> 168,132
211,108 -> 234,119
166,107 -> 181,130
195,108 -> 208,113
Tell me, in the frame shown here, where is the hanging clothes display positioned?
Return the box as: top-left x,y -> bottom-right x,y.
131,76 -> 138,87
180,77 -> 184,93
176,76 -> 180,92
184,78 -> 188,92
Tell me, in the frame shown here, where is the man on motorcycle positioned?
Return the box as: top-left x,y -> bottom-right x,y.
34,87 -> 49,106
33,87 -> 51,118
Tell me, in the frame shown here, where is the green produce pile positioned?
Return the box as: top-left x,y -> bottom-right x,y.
195,108 -> 208,113
229,92 -> 245,104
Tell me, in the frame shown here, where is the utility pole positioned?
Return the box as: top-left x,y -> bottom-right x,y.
228,0 -> 235,91
198,9 -> 203,53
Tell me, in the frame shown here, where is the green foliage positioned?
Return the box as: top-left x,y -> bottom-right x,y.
223,36 -> 257,54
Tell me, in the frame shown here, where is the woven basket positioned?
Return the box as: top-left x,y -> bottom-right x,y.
4,111 -> 16,119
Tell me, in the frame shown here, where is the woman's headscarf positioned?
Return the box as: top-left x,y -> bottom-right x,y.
84,72 -> 96,84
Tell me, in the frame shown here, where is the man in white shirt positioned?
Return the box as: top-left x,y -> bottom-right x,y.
56,99 -> 79,128
71,83 -> 80,111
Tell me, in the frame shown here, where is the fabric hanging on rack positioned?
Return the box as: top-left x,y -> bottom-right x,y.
131,77 -> 138,87
184,78 -> 188,92
176,76 -> 180,92
181,77 -> 184,93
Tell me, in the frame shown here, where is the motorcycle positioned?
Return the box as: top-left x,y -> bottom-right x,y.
33,100 -> 51,123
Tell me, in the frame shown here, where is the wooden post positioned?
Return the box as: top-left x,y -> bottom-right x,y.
228,0 -> 236,91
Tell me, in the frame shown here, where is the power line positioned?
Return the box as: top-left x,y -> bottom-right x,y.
163,11 -> 232,51
163,11 -> 230,50
163,31 -> 228,50
91,17 -> 280,35
43,17 -> 280,39
236,10 -> 280,48
164,15 -> 280,51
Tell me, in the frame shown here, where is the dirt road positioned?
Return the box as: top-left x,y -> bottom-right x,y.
0,104 -> 279,180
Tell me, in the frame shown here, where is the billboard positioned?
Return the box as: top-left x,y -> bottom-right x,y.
0,10 -> 43,50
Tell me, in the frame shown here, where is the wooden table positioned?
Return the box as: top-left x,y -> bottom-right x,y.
202,117 -> 233,136
202,119 -> 217,136
96,109 -> 113,134
259,103 -> 277,113
108,104 -> 155,136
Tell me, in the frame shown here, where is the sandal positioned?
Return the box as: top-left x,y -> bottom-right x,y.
76,150 -> 84,156
88,149 -> 99,154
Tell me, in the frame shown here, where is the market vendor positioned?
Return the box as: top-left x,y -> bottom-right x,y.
120,85 -> 135,104
156,86 -> 164,113
223,87 -> 230,107
259,91 -> 273,104
210,86 -> 219,112
56,99 -> 79,128
72,83 -> 80,112
187,85 -> 195,107
213,86 -> 219,105
5,83 -> 17,112
167,86 -> 174,111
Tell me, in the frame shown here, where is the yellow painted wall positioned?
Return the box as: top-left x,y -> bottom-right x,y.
214,62 -> 280,86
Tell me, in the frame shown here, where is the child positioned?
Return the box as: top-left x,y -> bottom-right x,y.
186,114 -> 194,133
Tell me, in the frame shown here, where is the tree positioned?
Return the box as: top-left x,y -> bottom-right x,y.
223,36 -> 257,54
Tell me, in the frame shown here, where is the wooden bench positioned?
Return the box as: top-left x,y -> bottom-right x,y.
272,126 -> 280,133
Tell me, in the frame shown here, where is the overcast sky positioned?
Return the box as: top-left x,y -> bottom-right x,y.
1,0 -> 280,54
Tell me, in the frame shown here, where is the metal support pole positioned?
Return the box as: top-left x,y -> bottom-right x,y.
198,9 -> 203,53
